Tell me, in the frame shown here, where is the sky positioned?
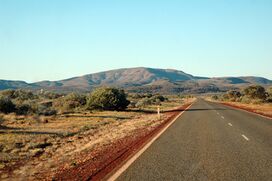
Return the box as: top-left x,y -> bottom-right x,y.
0,0 -> 272,82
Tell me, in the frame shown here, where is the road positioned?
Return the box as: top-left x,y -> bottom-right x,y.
116,99 -> 272,181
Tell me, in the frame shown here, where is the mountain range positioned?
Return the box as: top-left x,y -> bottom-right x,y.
1,67 -> 271,94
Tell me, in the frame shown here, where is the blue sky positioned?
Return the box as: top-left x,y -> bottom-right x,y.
0,0 -> 271,82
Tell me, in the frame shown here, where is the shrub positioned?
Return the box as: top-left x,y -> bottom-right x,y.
16,103 -> 32,115
40,91 -> 63,99
0,115 -> 5,127
267,87 -> 272,95
130,93 -> 144,99
145,93 -> 153,98
0,96 -> 16,113
13,90 -> 37,101
128,101 -> 137,108
267,97 -> 272,103
36,105 -> 57,116
135,95 -> 167,108
54,93 -> 86,111
267,87 -> 272,103
0,90 -> 16,99
243,85 -> 267,100
135,98 -> 152,108
240,96 -> 251,104
226,90 -> 242,101
222,93 -> 230,101
211,95 -> 219,100
153,95 -> 166,102
87,87 -> 130,110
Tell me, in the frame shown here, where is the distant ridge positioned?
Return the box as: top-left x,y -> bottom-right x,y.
0,67 -> 271,93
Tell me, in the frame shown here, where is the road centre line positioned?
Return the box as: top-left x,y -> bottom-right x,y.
242,134 -> 250,141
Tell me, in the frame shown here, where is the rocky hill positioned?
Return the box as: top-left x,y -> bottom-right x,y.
0,67 -> 271,94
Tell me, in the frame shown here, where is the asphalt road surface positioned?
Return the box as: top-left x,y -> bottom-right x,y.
117,99 -> 272,181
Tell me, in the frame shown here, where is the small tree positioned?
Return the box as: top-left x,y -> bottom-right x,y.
243,85 -> 266,100
87,87 -> 130,110
0,96 -> 16,113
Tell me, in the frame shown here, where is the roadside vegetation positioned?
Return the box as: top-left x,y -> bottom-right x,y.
210,85 -> 272,104
209,85 -> 272,117
0,87 -> 194,180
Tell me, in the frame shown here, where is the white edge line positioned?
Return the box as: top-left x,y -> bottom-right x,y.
107,102 -> 195,181
242,134 -> 250,141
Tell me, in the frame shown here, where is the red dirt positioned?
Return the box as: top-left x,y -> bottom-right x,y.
222,102 -> 272,119
50,104 -> 191,181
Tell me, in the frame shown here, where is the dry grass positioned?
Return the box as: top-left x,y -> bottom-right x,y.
0,97 -> 193,180
223,101 -> 272,117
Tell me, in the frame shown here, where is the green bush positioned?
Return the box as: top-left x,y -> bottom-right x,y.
16,103 -> 32,115
152,95 -> 166,102
225,90 -> 242,102
135,95 -> 166,108
267,87 -> 272,102
135,98 -> 153,108
54,93 -> 86,111
0,96 -> 16,113
87,87 -> 130,110
243,85 -> 267,100
13,90 -> 37,101
36,105 -> 57,116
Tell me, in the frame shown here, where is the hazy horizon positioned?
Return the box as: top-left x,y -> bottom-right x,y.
1,0 -> 272,82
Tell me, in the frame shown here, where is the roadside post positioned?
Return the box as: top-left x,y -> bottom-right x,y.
157,105 -> 161,120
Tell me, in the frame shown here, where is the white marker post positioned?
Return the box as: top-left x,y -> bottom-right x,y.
157,105 -> 161,119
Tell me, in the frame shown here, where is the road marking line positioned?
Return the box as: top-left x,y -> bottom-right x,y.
228,123 -> 233,127
221,116 -> 224,119
107,102 -> 195,181
242,134 -> 250,141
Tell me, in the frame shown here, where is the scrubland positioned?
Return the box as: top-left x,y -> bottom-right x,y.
0,88 -> 194,180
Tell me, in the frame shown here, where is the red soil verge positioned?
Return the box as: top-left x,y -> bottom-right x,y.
51,103 -> 192,181
221,102 -> 272,119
